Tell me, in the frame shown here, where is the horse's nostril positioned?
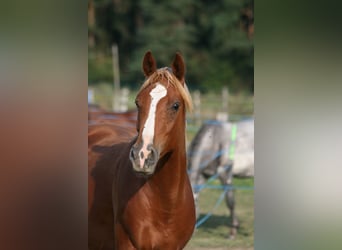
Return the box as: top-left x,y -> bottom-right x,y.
130,148 -> 135,160
147,146 -> 158,165
151,146 -> 157,157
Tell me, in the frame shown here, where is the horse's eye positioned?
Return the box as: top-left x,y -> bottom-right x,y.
172,102 -> 180,111
135,100 -> 139,109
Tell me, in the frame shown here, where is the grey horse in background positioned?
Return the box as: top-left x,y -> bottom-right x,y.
187,118 -> 254,239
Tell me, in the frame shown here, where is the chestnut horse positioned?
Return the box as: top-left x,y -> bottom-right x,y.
88,104 -> 138,128
88,51 -> 196,249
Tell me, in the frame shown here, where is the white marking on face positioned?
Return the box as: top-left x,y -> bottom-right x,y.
139,83 -> 167,168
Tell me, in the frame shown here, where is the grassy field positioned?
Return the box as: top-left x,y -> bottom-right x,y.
185,178 -> 254,250
88,83 -> 254,120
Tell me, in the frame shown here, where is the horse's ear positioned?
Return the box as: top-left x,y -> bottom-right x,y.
142,51 -> 157,77
171,52 -> 185,84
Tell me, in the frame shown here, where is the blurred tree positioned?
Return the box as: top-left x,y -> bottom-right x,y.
88,0 -> 95,48
128,0 -> 196,85
88,0 -> 254,93
184,0 -> 253,92
89,0 -> 141,84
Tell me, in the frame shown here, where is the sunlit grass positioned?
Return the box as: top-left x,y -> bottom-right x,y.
185,178 -> 254,249
89,84 -> 253,118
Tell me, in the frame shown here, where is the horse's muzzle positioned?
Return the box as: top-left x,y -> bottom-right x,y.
129,144 -> 159,175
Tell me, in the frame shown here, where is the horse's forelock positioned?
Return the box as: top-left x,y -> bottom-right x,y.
138,68 -> 193,112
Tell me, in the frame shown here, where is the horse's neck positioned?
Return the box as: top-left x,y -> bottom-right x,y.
148,131 -> 189,207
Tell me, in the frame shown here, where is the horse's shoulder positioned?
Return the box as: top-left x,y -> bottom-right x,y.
88,124 -> 136,178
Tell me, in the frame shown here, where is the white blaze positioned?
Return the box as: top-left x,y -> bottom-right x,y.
139,83 -> 167,168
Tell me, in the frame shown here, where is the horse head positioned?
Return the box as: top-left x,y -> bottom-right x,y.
129,51 -> 192,176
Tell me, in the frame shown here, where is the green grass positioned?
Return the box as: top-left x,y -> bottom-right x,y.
88,84 -> 138,111
89,83 -> 114,109
196,91 -> 254,121
89,84 -> 253,119
185,178 -> 254,249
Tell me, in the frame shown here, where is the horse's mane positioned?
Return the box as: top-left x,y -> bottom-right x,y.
138,67 -> 193,112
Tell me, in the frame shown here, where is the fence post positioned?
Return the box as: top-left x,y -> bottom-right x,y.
193,90 -> 201,126
222,86 -> 229,113
119,87 -> 129,112
88,88 -> 94,104
112,44 -> 120,111
216,86 -> 229,122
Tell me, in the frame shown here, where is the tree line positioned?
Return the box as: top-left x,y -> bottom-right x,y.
88,0 -> 254,93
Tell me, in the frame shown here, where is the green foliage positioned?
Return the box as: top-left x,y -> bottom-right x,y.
89,0 -> 254,93
88,52 -> 113,84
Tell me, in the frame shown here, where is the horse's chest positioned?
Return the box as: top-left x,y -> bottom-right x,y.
114,176 -> 195,249
121,205 -> 193,249
128,222 -> 184,250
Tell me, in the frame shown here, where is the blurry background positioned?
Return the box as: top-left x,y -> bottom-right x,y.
88,0 -> 253,117
88,0 -> 254,249
2,1 -> 341,250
